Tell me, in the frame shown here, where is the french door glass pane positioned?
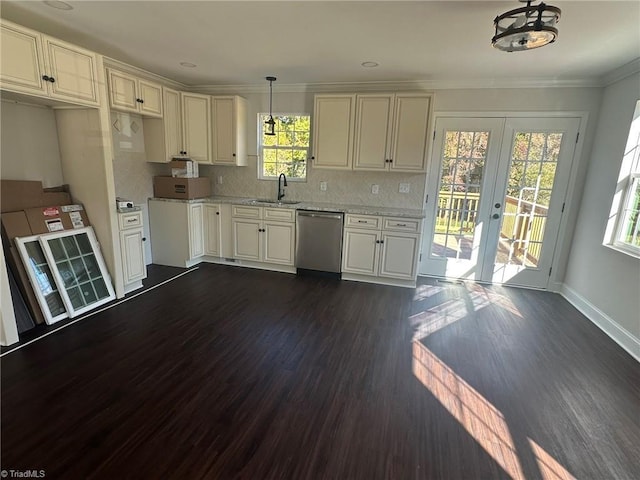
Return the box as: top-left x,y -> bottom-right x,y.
496,132 -> 562,269
431,130 -> 488,259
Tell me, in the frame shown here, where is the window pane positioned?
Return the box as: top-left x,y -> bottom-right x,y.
259,113 -> 310,180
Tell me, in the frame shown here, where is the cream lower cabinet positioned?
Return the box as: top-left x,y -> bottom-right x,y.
148,200 -> 204,267
232,205 -> 295,266
0,19 -> 101,106
118,210 -> 147,293
342,214 -> 422,285
204,204 -> 221,256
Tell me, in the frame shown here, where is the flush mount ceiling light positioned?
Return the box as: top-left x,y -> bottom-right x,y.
492,0 -> 561,52
179,62 -> 197,68
264,76 -> 277,136
43,0 -> 73,10
361,61 -> 379,68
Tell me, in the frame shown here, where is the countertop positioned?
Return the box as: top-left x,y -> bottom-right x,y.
149,196 -> 426,219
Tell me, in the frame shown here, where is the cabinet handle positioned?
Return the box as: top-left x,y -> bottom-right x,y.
396,223 -> 407,227
136,98 -> 144,104
49,77 -> 55,83
42,75 -> 50,81
357,220 -> 367,223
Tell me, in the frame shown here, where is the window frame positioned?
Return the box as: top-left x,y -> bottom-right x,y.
605,100 -> 640,258
257,112 -> 310,182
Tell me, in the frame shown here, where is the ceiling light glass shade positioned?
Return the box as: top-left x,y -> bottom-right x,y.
492,1 -> 561,52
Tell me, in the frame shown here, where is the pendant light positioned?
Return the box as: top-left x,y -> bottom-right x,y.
492,0 -> 561,52
264,76 -> 277,136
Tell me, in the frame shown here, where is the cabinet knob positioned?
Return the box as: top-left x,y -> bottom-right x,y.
216,212 -> 219,215
42,75 -> 50,81
142,237 -> 147,241
136,98 -> 144,104
492,213 -> 500,219
232,153 -> 236,157
388,158 -> 393,163
49,77 -> 55,83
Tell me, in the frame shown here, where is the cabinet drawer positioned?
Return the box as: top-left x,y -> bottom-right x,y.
232,205 -> 261,219
382,217 -> 421,233
345,214 -> 381,230
118,211 -> 143,230
263,208 -> 295,223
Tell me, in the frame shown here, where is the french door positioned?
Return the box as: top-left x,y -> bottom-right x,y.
420,116 -> 580,289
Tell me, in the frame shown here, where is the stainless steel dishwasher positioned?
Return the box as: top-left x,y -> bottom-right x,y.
295,210 -> 344,274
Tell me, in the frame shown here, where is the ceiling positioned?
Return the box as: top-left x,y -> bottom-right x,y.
2,1 -> 639,88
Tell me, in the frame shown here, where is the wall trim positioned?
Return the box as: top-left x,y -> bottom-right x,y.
560,284 -> 640,362
600,58 -> 640,87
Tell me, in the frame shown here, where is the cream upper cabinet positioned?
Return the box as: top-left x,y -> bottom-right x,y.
212,95 -> 247,166
353,94 -> 394,171
388,94 -> 431,172
312,94 -> 356,170
0,20 -> 101,107
182,93 -> 212,164
353,93 -> 431,172
107,68 -> 163,117
144,89 -> 211,163
0,21 -> 46,94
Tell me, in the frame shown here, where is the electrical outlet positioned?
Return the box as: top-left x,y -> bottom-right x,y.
320,181 -> 327,191
399,183 -> 410,194
217,175 -> 223,185
371,184 -> 379,194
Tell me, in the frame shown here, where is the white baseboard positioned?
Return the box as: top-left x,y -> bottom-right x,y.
560,284 -> 640,362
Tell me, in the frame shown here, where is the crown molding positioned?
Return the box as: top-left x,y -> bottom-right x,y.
102,57 -> 186,89
187,76 -> 602,95
600,58 -> 640,87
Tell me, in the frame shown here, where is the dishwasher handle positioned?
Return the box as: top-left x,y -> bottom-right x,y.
297,211 -> 343,220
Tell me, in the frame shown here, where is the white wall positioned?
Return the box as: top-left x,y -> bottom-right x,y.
562,72 -> 640,358
0,100 -> 64,187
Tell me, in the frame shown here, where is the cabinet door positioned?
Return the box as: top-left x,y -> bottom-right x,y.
107,69 -> 138,112
43,36 -> 100,106
120,228 -> 147,284
353,94 -> 393,171
263,221 -> 295,265
138,79 -> 163,118
163,88 -> 183,161
312,94 -> 355,170
212,96 -> 236,165
379,232 -> 420,280
188,204 -> 204,259
342,228 -> 379,275
389,94 -> 431,172
182,93 -> 211,163
0,21 -> 46,95
232,218 -> 261,261
204,204 -> 221,257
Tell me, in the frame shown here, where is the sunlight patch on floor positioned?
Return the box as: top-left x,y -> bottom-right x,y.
410,284 -> 522,340
412,341 -> 575,480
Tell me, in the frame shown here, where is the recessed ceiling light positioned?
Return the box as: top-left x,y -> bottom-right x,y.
361,61 -> 379,68
43,1 -> 73,10
180,62 -> 197,68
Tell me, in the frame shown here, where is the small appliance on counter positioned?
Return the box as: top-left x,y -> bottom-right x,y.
116,197 -> 134,209
170,158 -> 199,178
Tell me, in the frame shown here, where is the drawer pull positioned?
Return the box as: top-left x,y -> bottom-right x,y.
396,223 -> 407,227
357,220 -> 367,223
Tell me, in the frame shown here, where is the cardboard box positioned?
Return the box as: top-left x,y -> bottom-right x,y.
1,211 -> 33,242
170,159 -> 199,178
153,176 -> 210,199
1,180 -> 72,213
24,205 -> 90,235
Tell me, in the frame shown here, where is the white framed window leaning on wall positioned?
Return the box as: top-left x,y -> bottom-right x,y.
258,114 -> 311,181
605,100 -> 640,258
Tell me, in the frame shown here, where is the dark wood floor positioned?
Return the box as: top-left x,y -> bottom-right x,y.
2,264 -> 639,479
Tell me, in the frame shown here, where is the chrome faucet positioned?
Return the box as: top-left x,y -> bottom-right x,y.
277,173 -> 287,200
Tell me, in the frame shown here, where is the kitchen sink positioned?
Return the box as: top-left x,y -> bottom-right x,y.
249,199 -> 300,205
